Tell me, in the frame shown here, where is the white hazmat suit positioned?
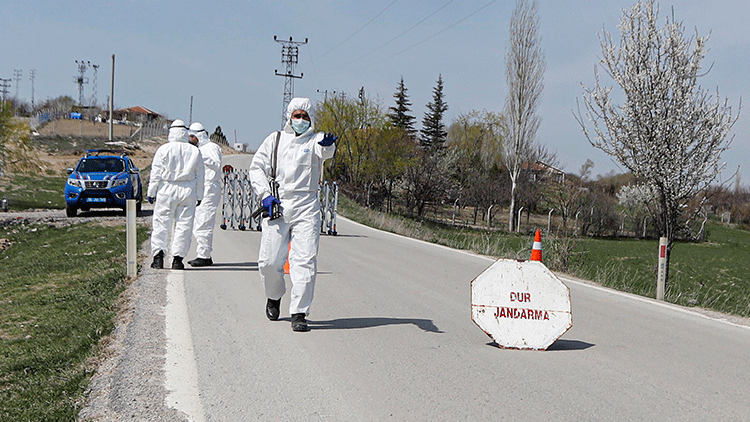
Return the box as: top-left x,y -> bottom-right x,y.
148,120 -> 205,259
189,122 -> 222,261
249,98 -> 335,316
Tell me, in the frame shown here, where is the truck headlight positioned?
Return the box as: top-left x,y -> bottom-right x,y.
67,178 -> 82,188
111,178 -> 128,187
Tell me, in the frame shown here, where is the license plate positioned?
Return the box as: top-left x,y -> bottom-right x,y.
86,197 -> 106,203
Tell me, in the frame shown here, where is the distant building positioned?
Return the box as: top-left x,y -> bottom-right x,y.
111,106 -> 162,124
233,143 -> 247,153
524,161 -> 565,184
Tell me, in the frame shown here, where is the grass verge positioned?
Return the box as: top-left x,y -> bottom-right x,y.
339,195 -> 750,317
1,173 -> 66,211
0,221 -> 148,420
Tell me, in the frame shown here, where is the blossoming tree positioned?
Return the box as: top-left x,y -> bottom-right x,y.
576,0 -> 739,292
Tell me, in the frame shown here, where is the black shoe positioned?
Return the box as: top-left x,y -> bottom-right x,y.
266,298 -> 281,321
291,313 -> 310,332
171,256 -> 184,270
151,250 -> 164,269
188,257 -> 213,267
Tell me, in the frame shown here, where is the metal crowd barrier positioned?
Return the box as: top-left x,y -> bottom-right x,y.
319,181 -> 338,235
219,165 -> 339,235
220,165 -> 261,231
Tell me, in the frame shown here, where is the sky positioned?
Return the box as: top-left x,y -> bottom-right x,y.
2,0 -> 748,186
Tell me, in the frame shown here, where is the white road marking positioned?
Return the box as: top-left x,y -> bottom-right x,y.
165,270 -> 205,422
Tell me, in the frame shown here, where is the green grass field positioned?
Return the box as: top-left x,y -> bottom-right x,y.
0,222 -> 148,420
1,173 -> 66,211
573,225 -> 750,316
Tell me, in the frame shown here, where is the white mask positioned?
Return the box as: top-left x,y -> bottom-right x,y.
290,118 -> 310,134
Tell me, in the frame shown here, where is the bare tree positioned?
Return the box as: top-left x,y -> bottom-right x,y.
501,0 -> 545,232
576,0 -> 739,291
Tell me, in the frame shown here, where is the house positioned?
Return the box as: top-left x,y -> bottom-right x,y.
524,161 -> 565,184
111,106 -> 163,124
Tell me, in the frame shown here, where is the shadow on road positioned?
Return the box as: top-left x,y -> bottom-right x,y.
546,339 -> 595,351
485,339 -> 595,351
308,317 -> 443,333
186,262 -> 258,271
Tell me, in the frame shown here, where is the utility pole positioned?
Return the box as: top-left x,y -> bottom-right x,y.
0,78 -> 10,103
109,55 -> 115,141
317,89 -> 336,103
91,64 -> 99,108
13,69 -> 22,99
274,35 -> 307,128
358,86 -> 367,129
74,60 -> 91,107
189,95 -> 193,123
29,69 -> 36,110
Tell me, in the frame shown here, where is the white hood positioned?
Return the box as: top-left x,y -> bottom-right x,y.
168,119 -> 189,143
284,97 -> 315,135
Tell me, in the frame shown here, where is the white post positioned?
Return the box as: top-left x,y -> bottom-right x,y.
487,205 -> 494,228
547,209 -> 554,233
656,237 -> 667,301
452,198 -> 459,227
126,199 -> 137,277
517,207 -> 524,233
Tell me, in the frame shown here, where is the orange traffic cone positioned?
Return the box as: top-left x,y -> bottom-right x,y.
530,229 -> 543,262
283,242 -> 291,274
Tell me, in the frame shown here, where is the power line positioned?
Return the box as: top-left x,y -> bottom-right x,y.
389,0 -> 497,58
317,0 -> 398,61
319,0 -> 497,79
338,0 -> 454,69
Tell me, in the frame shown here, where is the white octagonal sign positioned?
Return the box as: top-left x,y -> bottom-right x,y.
471,259 -> 572,350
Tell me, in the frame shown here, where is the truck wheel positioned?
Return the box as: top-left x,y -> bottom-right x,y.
66,204 -> 78,217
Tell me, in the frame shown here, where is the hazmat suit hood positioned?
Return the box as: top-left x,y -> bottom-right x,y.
168,119 -> 189,143
284,97 -> 315,135
189,122 -> 211,147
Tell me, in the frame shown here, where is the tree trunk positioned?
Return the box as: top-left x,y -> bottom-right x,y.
508,178 -> 517,232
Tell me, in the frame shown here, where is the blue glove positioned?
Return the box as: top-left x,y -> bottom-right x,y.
147,196 -> 155,204
262,195 -> 280,216
319,133 -> 337,147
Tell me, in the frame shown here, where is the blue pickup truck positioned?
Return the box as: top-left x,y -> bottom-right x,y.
64,149 -> 143,217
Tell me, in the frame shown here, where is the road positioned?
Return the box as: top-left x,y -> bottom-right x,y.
80,152 -> 750,421
171,222 -> 749,421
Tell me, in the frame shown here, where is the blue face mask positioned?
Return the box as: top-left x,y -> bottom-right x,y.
290,118 -> 310,134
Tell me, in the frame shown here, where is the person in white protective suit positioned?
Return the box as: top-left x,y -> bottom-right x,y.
249,97 -> 337,332
187,122 -> 223,267
148,119 -> 205,270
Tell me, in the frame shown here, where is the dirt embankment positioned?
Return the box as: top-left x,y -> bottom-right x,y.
33,119 -> 238,174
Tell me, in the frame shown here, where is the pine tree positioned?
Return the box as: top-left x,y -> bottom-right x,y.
387,77 -> 416,136
420,74 -> 448,152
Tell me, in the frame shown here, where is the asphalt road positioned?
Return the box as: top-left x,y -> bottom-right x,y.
158,215 -> 749,422
78,152 -> 750,421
